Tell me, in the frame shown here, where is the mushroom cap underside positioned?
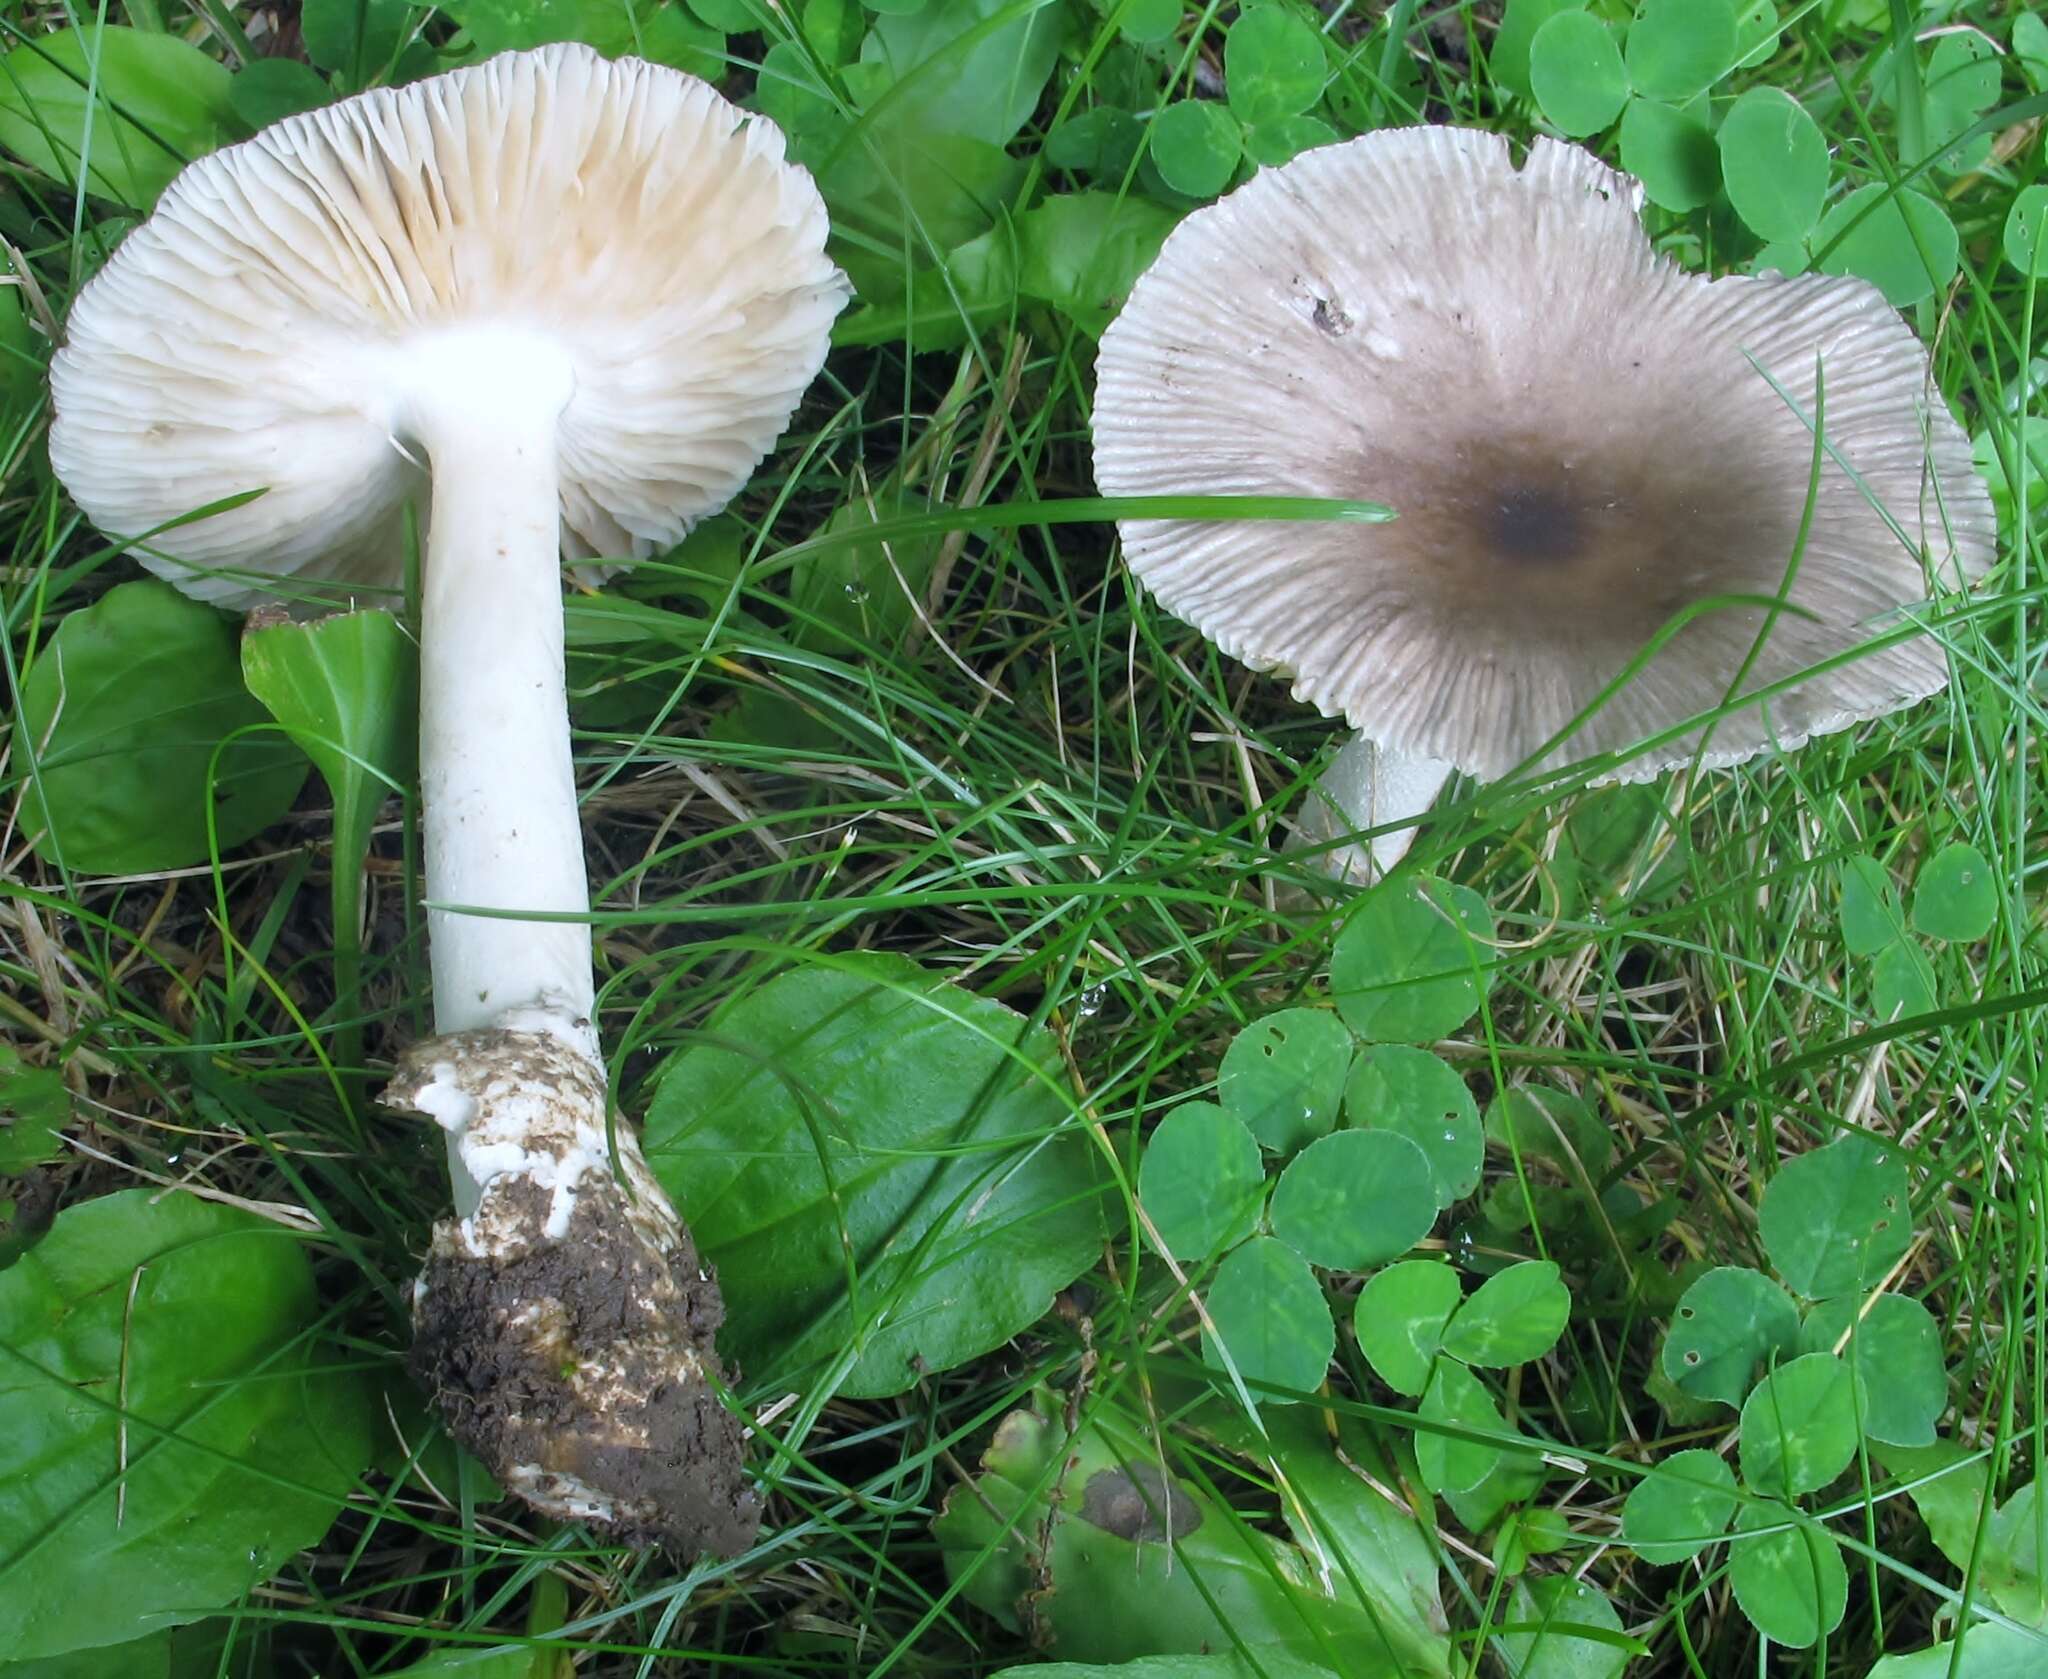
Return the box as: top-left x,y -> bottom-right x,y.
50,42 -> 849,608
1092,126 -> 1994,781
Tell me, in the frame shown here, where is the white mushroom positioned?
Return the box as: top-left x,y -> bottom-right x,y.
1092,127 -> 1994,880
49,43 -> 848,1550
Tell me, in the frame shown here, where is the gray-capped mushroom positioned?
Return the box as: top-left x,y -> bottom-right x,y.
50,42 -> 848,1550
1092,126 -> 1993,880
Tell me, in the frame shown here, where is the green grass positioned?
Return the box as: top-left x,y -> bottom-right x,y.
2,0 -> 2046,1675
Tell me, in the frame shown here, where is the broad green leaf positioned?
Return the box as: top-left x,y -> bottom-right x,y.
240,608 -> 415,848
1759,1132 -> 1911,1300
0,27 -> 234,209
1331,874 -> 1494,1045
1485,1085 -> 1612,1174
643,955 -> 1106,1397
1621,1449 -> 1738,1565
242,609 -> 418,1042
1011,190 -> 1180,337
993,1659 -> 1347,1679
0,1190 -> 375,1661
13,581 -> 309,874
1616,96 -> 1718,212
1873,1440 -> 1991,1575
1718,86 -> 1827,245
1201,1237 -> 1334,1402
1495,1574 -> 1631,1679
1138,1103 -> 1265,1262
1727,1502 -> 1846,1648
1528,10 -> 1627,138
1111,0 -> 1181,45
1269,1130 -> 1437,1270
1867,1627 -> 2048,1679
2007,188 -> 2048,280
440,0 -> 636,57
1149,99 -> 1241,198
1354,1260 -> 1464,1398
783,486 -> 944,653
1985,1479 -> 2048,1627
1443,1452 -> 1546,1536
1,1630 -> 173,1677
0,1046 -> 68,1174
1244,114 -> 1337,168
1923,31 -> 1998,175
1974,418 -> 2048,534
1046,107 -> 1142,175
688,0 -> 758,26
1217,1005 -> 1353,1155
1345,1045 -> 1482,1206
935,1398 -> 1421,1671
300,0 -> 411,82
1441,1261 -> 1569,1367
1733,0 -> 1779,67
1193,1404 -> 1453,1677
1661,1265 -> 1801,1407
2018,12 -> 2048,95
1489,0 -> 1584,101
1739,1352 -> 1861,1497
226,60 -> 333,129
1873,938 -> 1939,1025
1224,8 -> 1325,126
1838,853 -> 1905,956
1912,842 -> 1997,943
1802,1294 -> 1945,1448
1622,0 -> 1734,103
857,0 -> 1061,148
1416,1361 -> 1508,1496
1814,184 -> 1959,309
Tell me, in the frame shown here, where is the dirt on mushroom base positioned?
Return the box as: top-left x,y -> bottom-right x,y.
391,1031 -> 761,1555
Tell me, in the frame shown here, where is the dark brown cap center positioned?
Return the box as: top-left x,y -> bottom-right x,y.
1485,483 -> 1583,566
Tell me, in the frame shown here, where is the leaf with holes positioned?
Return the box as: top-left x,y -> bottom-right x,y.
1622,1449 -> 1738,1565
1332,875 -> 1494,1045
1759,1133 -> 1911,1300
1440,1261 -> 1570,1368
1269,1129 -> 1438,1271
1802,1294 -> 1945,1448
1354,1260 -> 1463,1399
1345,1046 -> 1481,1206
1138,1103 -> 1266,1263
1912,842 -> 1997,944
1661,1266 -> 1801,1407
1218,1007 -> 1354,1155
1201,1237 -> 1334,1404
1727,1502 -> 1846,1648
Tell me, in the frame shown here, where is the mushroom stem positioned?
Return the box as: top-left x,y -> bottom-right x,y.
407,334 -> 596,1058
1297,734 -> 1454,884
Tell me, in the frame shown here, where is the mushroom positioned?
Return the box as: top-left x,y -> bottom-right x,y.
1092,127 -> 1994,880
48,43 -> 848,1550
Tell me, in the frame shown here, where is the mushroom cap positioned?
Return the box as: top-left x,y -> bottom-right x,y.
50,43 -> 849,609
1092,127 -> 1994,782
